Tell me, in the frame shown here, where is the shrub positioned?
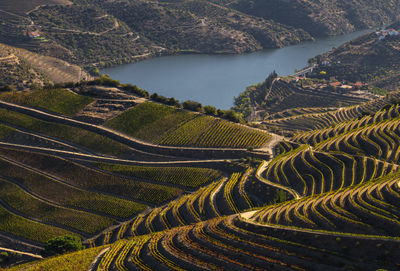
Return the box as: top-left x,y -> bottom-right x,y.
120,83 -> 150,98
166,97 -> 180,107
87,75 -> 120,87
218,109 -> 241,122
42,235 -> 84,256
182,100 -> 203,112
204,105 -> 217,115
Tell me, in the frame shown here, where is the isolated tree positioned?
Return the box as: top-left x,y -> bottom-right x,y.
204,105 -> 217,115
42,235 -> 84,256
182,100 -> 203,112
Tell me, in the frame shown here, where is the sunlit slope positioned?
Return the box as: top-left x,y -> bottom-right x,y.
250,171 -> 400,237
0,43 -> 87,84
86,168 -> 287,247
18,213 -> 399,271
262,145 -> 398,197
105,102 -> 271,148
264,90 -> 400,132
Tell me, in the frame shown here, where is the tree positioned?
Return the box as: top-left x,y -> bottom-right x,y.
42,235 -> 84,256
120,83 -> 150,98
166,97 -> 180,107
204,105 -> 217,115
182,100 -> 203,112
223,109 -> 241,122
218,109 -> 241,123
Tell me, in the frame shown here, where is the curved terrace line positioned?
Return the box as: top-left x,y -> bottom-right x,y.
0,100 -> 270,160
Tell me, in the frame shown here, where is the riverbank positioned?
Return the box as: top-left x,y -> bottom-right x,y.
101,29 -> 374,110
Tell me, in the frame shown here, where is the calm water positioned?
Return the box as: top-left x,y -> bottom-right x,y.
102,29 -> 372,109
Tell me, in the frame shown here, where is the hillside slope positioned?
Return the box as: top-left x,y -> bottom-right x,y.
1,0 -> 398,69
0,42 -> 89,89
214,0 -> 400,37
0,0 -> 312,68
4,82 -> 400,270
309,25 -> 400,90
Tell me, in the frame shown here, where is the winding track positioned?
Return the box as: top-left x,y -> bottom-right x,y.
255,160 -> 302,200
0,142 -> 236,167
0,247 -> 42,259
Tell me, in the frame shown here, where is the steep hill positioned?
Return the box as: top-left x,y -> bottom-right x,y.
1,0 -> 398,69
3,80 -> 400,270
262,90 -> 400,133
233,75 -> 376,122
0,0 -> 312,68
0,42 -> 89,89
309,26 -> 400,90
213,0 -> 400,37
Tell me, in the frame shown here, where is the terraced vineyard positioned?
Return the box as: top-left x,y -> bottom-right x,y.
37,215 -> 400,271
106,102 -> 271,148
87,169 -> 283,247
251,171 -> 400,236
264,107 -> 338,121
264,90 -> 400,132
260,79 -> 371,115
56,99 -> 400,270
97,164 -> 222,188
2,83 -> 400,270
294,104 -> 400,147
0,146 -> 231,254
263,145 -> 398,196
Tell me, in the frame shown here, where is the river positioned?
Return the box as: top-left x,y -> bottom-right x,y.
101,29 -> 373,109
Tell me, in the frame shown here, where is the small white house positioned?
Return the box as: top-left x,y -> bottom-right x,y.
388,29 -> 399,36
377,29 -> 399,40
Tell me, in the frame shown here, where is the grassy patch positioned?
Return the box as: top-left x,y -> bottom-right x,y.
98,164 -> 222,188
0,89 -> 93,115
0,179 -> 114,234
